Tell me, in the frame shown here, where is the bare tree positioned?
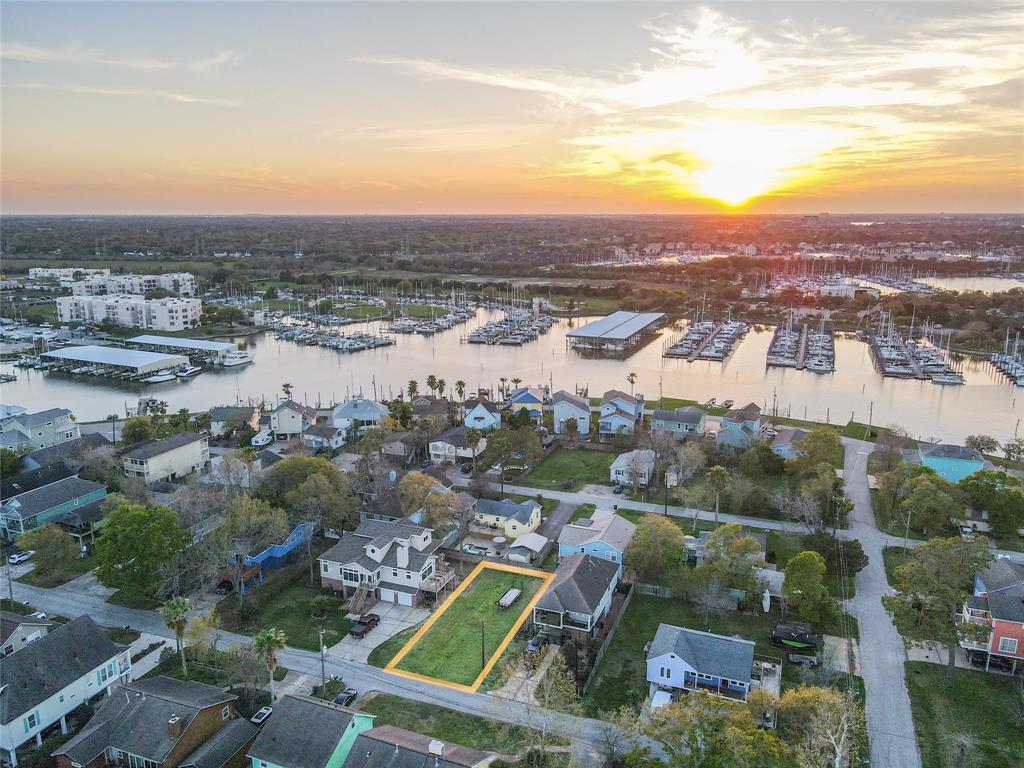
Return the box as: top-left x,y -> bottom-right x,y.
773,489 -> 825,533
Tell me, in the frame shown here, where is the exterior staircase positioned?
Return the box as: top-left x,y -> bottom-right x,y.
348,583 -> 370,615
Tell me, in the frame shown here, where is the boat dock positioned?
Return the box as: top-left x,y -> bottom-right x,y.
766,314 -> 805,369
691,320 -> 749,361
38,345 -> 190,382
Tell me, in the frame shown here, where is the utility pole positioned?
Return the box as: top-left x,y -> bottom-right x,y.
480,621 -> 485,671
319,626 -> 326,692
904,507 -> 913,550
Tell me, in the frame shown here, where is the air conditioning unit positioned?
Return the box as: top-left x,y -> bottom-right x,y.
428,740 -> 445,756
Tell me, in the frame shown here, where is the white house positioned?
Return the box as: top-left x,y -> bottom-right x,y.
552,390 -> 590,435
0,616 -> 130,767
209,405 -> 260,438
610,449 -> 656,488
270,399 -> 318,441
302,423 -> 347,451
429,426 -> 487,465
462,397 -> 502,432
122,431 -> 210,484
332,396 -> 389,438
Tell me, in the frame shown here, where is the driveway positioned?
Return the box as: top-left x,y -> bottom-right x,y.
537,500 -> 577,540
329,603 -> 429,662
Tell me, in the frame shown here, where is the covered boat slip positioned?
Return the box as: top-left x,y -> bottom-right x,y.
40,345 -> 188,380
126,334 -> 237,363
566,311 -> 665,354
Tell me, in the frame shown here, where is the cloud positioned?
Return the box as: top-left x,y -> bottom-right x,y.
9,82 -> 239,107
189,50 -> 242,72
1,42 -> 242,73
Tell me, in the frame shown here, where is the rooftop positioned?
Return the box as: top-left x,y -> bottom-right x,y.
122,431 -> 204,461
535,554 -> 618,616
40,345 -> 189,370
648,624 -> 755,684
566,311 -> 665,341
248,695 -> 369,768
127,334 -> 237,353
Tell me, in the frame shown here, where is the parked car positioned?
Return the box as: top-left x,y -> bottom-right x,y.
349,613 -> 381,638
332,687 -> 359,707
612,485 -> 624,495
7,551 -> 34,564
461,543 -> 489,556
525,634 -> 549,655
250,706 -> 273,725
29,611 -> 47,620
215,579 -> 234,595
460,463 -> 473,475
786,652 -> 818,667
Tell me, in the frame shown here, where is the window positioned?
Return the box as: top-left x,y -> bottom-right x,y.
322,562 -> 329,573
342,568 -> 360,583
998,637 -> 1018,654
660,666 -> 671,679
221,705 -> 230,720
24,712 -> 38,731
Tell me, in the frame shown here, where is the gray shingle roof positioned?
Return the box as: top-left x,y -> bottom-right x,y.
333,397 -> 388,421
648,624 -> 755,684
273,399 -> 318,419
0,611 -> 54,645
0,475 -> 105,519
0,461 -> 75,501
977,558 -> 1024,623
601,390 -> 636,407
652,406 -> 704,425
210,406 -> 254,422
122,431 -> 203,460
9,408 -> 72,428
476,498 -> 538,525
536,554 -> 618,616
552,390 -> 589,412
22,432 -> 110,469
248,695 -> 367,768
434,426 -> 473,448
558,514 -> 636,552
342,726 -> 490,768
181,717 -> 259,768
0,616 -> 123,725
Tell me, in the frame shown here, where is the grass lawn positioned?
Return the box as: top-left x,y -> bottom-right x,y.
107,590 -> 161,610
393,567 -> 545,687
520,447 -> 614,492
142,649 -> 287,686
360,694 -> 567,753
567,503 -> 597,524
104,627 -> 141,644
510,493 -> 559,517
905,661 -> 1024,768
368,625 -> 419,668
17,553 -> 97,588
882,546 -> 913,584
217,581 -> 353,652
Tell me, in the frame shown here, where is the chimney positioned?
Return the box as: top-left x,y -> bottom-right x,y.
428,740 -> 445,756
167,715 -> 183,739
396,541 -> 409,569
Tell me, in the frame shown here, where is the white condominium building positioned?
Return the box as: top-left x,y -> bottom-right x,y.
69,271 -> 197,297
56,295 -> 202,331
27,267 -> 110,287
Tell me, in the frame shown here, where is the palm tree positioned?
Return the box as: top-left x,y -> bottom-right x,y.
437,378 -> 446,399
160,596 -> 193,680
455,380 -> 466,402
499,377 -> 508,398
407,380 -> 418,398
466,428 -> 482,471
175,408 -> 190,431
626,372 -> 637,396
426,374 -> 439,396
281,382 -> 293,399
704,465 -> 731,529
253,627 -> 287,702
511,377 -> 522,391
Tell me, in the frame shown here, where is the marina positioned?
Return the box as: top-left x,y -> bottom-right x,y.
566,311 -> 665,355
126,334 -> 240,364
664,317 -> 749,361
37,345 -> 190,381
990,332 -> 1024,386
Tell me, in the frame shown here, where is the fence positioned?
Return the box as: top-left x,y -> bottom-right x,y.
580,582 -> 635,695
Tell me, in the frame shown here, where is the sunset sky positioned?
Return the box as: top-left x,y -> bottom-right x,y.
2,2 -> 1021,214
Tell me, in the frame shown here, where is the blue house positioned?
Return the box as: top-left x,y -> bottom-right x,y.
716,403 -> 764,450
646,624 -> 756,701
651,406 -> 705,440
507,386 -> 545,421
599,389 -> 643,435
533,554 -> 619,640
918,443 -> 985,483
557,513 -> 636,576
770,427 -> 808,460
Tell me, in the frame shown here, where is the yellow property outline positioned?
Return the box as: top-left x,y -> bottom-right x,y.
384,561 -> 555,693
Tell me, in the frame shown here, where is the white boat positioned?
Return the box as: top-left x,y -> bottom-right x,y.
222,350 -> 253,367
144,370 -> 177,383
931,372 -> 964,385
175,365 -> 203,378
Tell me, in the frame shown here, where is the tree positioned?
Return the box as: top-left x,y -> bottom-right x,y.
465,428 -> 482,470
397,471 -> 438,514
563,417 -> 579,446
160,596 -> 193,680
958,470 -> 1024,536
18,524 -> 77,577
284,472 -> 358,581
281,382 -> 293,398
186,610 -> 222,678
522,651 -> 582,754
216,495 -> 289,603
437,378 -> 446,399
964,434 -> 999,455
422,489 -> 459,529
1003,437 -> 1024,463
253,627 -> 287,702
882,536 -> 992,680
783,551 -> 830,621
0,448 -> 22,476
774,490 -> 826,534
625,514 -> 684,585
426,374 -> 439,396
902,475 -> 960,536
96,502 -> 189,598
626,372 -> 637,396
697,523 -> 762,593
454,380 -> 466,403
778,686 -> 866,768
673,443 -> 706,487
407,380 -> 418,398
258,455 -> 338,505
794,427 -> 842,471
703,465 -> 730,529
121,416 -> 157,446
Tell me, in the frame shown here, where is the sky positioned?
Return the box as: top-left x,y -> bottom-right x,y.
1,1 -> 1022,214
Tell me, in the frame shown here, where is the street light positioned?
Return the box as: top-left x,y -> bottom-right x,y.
107,413 -> 118,445
319,626 -> 326,693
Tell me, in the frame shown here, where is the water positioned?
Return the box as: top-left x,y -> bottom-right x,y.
1,313 -> 1020,443
921,276 -> 1024,294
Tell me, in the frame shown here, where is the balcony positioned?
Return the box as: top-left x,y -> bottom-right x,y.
420,567 -> 455,593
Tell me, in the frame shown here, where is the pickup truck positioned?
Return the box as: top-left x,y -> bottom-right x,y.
348,614 -> 381,638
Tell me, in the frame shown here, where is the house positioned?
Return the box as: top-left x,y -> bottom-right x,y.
770,427 -> 808,459
247,695 -> 375,768
1,461 -> 75,501
0,475 -> 107,539
202,454 -> 252,491
551,391 -> 590,435
340,725 -> 494,768
1,616 -> 129,767
302,423 -> 347,451
462,398 -> 501,432
598,390 -> 643,435
532,554 -> 619,639
270,400 -> 318,441
686,529 -> 767,566
506,386 -> 544,421
332,396 -> 389,438
0,408 -> 80,452
651,407 -> 705,440
429,426 -> 486,465
918,443 -> 985,483
716,403 -> 765,450
20,433 -> 111,471
209,406 -> 260,438
382,431 -> 417,464
961,557 -> 1024,674
557,513 -> 636,574
473,498 -> 541,538
646,624 -> 756,701
0,612 -> 55,657
54,677 -> 256,768
506,532 -> 549,564
610,449 -> 656,488
319,519 -> 455,606
252,449 -> 284,477
122,431 -> 210,484
410,395 -> 451,424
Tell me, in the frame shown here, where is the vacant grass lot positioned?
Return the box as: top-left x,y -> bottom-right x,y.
393,567 -> 545,687
217,581 -> 352,652
905,662 -> 1024,768
17,554 -> 97,588
521,447 -> 615,491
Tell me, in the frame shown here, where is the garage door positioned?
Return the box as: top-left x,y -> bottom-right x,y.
378,588 -> 396,603
397,591 -> 414,607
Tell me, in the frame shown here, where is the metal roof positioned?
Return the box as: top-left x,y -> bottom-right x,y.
41,345 -> 188,372
127,334 -> 237,353
566,311 -> 665,340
